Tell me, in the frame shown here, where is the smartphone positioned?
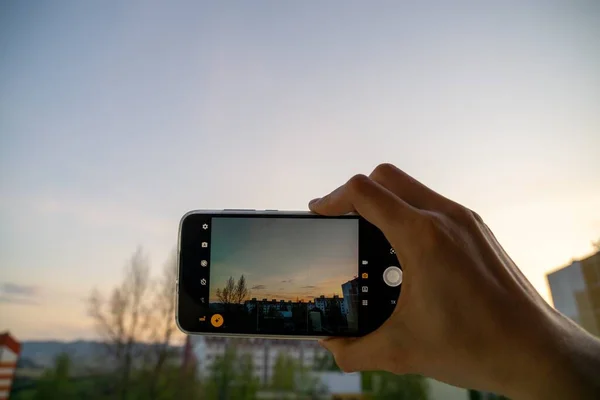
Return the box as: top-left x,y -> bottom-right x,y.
177,210 -> 402,338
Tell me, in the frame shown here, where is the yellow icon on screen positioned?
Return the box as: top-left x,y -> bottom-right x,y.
211,314 -> 224,328
361,272 -> 368,279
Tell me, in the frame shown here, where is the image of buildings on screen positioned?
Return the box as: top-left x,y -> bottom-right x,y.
209,277 -> 359,334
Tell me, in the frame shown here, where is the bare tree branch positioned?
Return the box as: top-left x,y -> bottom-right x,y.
87,247 -> 186,399
234,275 -> 249,304
87,247 -> 153,400
217,276 -> 236,304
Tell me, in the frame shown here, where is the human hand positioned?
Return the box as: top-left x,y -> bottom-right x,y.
309,163 -> 600,399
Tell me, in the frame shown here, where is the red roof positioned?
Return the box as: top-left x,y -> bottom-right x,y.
0,332 -> 21,354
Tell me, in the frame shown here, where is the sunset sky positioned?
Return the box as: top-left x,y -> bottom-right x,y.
209,218 -> 358,303
1,2 -> 599,341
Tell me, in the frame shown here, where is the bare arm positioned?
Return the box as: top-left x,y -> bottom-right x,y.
309,163 -> 600,399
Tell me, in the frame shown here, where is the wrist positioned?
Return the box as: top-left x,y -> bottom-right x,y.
508,308 -> 600,400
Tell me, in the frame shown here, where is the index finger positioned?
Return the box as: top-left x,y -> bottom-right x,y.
309,174 -> 420,243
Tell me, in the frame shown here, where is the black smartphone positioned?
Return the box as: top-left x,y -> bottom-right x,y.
177,210 -> 401,338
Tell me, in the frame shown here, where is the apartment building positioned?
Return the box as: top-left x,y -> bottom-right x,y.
192,336 -> 328,385
547,250 -> 600,336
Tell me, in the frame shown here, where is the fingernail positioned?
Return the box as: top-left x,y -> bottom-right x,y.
309,198 -> 321,206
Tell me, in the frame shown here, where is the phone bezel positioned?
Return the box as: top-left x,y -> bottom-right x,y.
177,210 -> 399,339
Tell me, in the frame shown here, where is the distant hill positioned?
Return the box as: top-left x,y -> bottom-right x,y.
20,340 -> 107,369
20,340 -> 182,369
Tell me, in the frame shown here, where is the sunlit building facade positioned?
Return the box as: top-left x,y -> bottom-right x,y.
547,250 -> 600,336
341,278 -> 359,329
192,336 -> 328,385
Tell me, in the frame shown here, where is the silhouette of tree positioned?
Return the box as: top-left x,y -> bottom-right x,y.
216,275 -> 250,304
234,275 -> 250,304
144,251 -> 179,399
216,276 -> 236,304
88,247 -> 152,400
87,248 -> 182,400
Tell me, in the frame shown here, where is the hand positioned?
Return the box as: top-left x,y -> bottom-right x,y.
309,163 -> 600,399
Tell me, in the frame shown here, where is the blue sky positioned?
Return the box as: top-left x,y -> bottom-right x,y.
1,1 -> 599,340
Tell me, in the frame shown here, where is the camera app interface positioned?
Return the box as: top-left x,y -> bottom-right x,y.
208,217 -> 359,335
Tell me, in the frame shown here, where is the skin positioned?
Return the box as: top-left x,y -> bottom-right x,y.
309,163 -> 600,399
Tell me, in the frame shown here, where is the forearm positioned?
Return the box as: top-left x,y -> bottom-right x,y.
513,310 -> 600,400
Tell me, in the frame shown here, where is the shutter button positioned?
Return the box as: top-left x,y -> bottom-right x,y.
383,266 -> 402,287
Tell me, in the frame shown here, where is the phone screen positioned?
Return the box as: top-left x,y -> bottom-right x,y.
210,217 -> 359,335
178,212 -> 400,338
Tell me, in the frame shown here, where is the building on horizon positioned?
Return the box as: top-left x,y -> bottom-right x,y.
244,295 -> 349,317
314,294 -> 347,316
244,298 -> 316,314
547,250 -> 600,336
342,278 -> 359,330
190,336 -> 470,400
191,336 -> 328,385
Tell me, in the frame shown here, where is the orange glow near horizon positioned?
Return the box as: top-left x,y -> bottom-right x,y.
209,275 -> 356,304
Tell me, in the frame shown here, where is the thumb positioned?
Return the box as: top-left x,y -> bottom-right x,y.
319,329 -> 399,373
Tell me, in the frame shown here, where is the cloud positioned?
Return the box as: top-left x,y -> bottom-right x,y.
281,279 -> 293,283
251,285 -> 266,290
0,282 -> 40,305
301,285 -> 316,289
1,283 -> 38,296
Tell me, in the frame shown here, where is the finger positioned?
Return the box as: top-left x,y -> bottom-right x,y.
319,328 -> 403,373
309,174 -> 420,241
368,163 -> 453,212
